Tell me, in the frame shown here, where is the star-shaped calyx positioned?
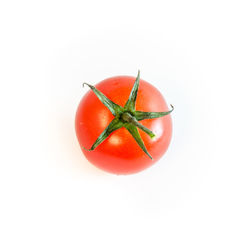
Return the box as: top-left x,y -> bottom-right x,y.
82,71 -> 174,159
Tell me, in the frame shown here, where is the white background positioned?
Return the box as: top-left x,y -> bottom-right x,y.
0,0 -> 250,249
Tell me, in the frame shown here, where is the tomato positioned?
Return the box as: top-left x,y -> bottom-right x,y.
75,72 -> 173,175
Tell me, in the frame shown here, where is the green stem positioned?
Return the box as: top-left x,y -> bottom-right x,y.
121,112 -> 155,139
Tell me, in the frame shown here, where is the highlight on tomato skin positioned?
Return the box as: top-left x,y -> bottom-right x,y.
75,71 -> 173,175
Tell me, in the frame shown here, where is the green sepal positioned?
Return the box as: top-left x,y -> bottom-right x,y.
124,70 -> 140,111
82,118 -> 124,151
83,83 -> 124,116
124,124 -> 153,160
81,71 -> 174,160
134,104 -> 174,121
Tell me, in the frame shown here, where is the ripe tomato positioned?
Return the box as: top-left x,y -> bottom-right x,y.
75,73 -> 173,175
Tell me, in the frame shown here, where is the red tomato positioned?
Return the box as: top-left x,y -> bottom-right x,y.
75,75 -> 172,175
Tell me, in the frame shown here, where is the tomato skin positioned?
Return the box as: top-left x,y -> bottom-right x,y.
75,76 -> 172,175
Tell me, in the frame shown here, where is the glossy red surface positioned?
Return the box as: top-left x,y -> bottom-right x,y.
75,76 -> 172,174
